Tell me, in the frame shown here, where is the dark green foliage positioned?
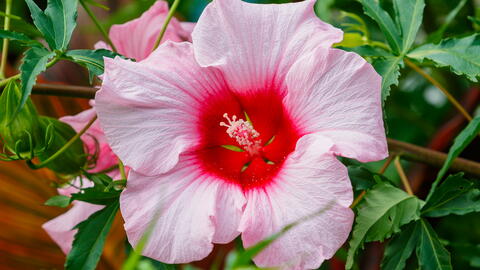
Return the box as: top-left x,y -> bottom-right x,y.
346,183 -> 424,269
65,200 -> 119,270
37,116 -> 87,174
422,173 -> 480,217
64,49 -> 122,82
382,221 -> 421,270
416,219 -> 453,270
24,0 -> 78,51
0,29 -> 43,47
0,80 -> 43,158
19,47 -> 55,112
408,34 -> 480,82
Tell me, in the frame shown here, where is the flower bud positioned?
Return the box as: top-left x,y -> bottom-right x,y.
37,116 -> 87,175
0,81 -> 43,159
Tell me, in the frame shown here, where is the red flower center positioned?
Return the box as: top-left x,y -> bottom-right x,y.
196,89 -> 300,190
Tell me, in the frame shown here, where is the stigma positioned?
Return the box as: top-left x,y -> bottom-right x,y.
220,113 -> 262,155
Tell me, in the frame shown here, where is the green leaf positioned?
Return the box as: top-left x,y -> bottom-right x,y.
64,49 -> 120,82
82,171 -> 113,189
408,34 -> 480,82
340,45 -> 390,58
348,165 -> 391,192
37,116 -> 87,174
393,0 -> 425,52
422,173 -> 480,217
381,221 -> 421,270
346,183 -> 424,269
428,0 -> 468,43
358,0 -> 402,53
0,30 -> 43,47
24,0 -> 78,51
373,56 -> 403,103
416,219 -> 452,270
71,187 -> 120,205
19,47 -> 56,112
65,200 -> 119,270
427,116 -> 480,201
45,195 -> 71,208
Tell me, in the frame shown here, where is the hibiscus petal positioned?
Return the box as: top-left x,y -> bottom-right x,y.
106,0 -> 188,61
96,42 -> 229,175
239,134 -> 354,269
285,47 -> 388,162
42,202 -> 104,254
191,0 -> 342,92
121,156 -> 245,263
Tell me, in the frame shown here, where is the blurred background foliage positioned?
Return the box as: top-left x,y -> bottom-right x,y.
0,0 -> 478,269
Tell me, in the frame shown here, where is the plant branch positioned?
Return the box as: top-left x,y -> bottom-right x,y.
387,138 -> 480,177
394,156 -> 414,195
29,115 -> 97,169
152,0 -> 181,51
405,58 -> 472,121
0,0 -> 12,79
80,0 -> 117,52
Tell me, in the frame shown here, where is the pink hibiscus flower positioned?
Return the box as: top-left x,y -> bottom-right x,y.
43,0 -> 194,255
95,0 -> 388,268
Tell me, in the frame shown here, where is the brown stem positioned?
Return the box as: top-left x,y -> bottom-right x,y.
388,138 -> 480,177
32,84 -> 97,98
394,156 -> 414,195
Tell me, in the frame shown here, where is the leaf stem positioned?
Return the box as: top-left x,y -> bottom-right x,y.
80,0 -> 117,53
0,0 -> 12,79
152,0 -> 181,51
405,58 -> 472,121
0,72 -> 18,86
29,115 -> 97,169
394,156 -> 414,195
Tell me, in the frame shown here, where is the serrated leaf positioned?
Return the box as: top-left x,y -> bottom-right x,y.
0,30 -> 43,47
25,0 -> 78,51
346,183 -> 424,269
19,47 -> 55,111
82,171 -> 113,189
71,187 -> 120,205
427,116 -> 480,200
408,34 -> 480,82
65,200 -> 119,270
373,56 -> 403,103
422,173 -> 480,217
393,0 -> 425,52
358,0 -> 402,53
428,0 -> 468,43
348,165 -> 391,191
45,195 -> 71,208
381,221 -> 421,270
416,219 -> 452,270
64,49 -> 119,82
